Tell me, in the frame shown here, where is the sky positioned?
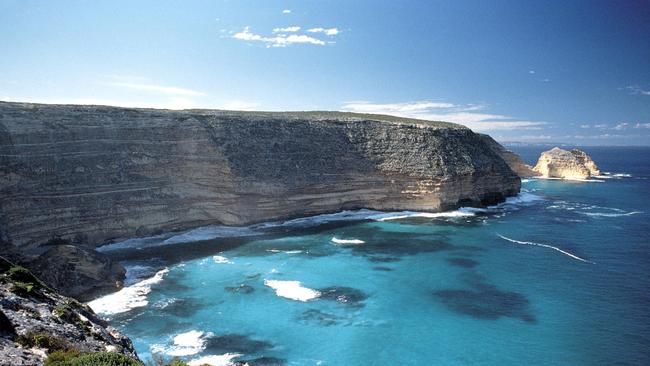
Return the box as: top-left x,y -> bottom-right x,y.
1,0 -> 650,145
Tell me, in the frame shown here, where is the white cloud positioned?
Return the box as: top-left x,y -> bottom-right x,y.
282,9 -> 291,14
273,26 -> 301,33
635,123 -> 650,129
232,26 -> 327,47
623,85 -> 650,96
340,101 -> 546,132
580,124 -> 591,129
341,101 -> 454,114
613,123 -> 629,130
307,27 -> 340,36
529,70 -> 535,74
594,123 -> 608,128
106,82 -> 205,97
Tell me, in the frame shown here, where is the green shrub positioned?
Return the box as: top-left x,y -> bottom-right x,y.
45,351 -> 142,366
16,331 -> 70,352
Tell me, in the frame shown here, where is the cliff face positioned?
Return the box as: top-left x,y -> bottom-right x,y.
0,101 -> 520,248
533,147 -> 600,179
0,257 -> 137,366
478,134 -> 539,177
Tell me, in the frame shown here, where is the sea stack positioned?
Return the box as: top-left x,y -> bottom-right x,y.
533,147 -> 600,180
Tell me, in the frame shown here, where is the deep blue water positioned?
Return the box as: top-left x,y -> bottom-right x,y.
90,146 -> 650,366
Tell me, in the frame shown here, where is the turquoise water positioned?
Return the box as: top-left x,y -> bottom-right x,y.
92,147 -> 650,365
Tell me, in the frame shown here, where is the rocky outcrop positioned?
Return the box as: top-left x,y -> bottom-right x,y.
28,245 -> 125,301
478,134 -> 539,177
533,147 -> 600,179
0,242 -> 125,301
0,101 -> 520,248
0,256 -> 138,365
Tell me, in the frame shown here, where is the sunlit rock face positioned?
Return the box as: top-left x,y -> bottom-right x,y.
0,101 -> 520,248
533,147 -> 600,180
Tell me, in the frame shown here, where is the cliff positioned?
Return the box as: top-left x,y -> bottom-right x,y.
533,147 -> 600,180
478,134 -> 539,177
0,101 -> 520,248
0,256 -> 138,366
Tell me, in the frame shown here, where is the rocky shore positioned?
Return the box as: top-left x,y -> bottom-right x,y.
0,256 -> 138,365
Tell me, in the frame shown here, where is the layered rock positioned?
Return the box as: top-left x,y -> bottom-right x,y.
478,134 -> 539,177
0,242 -> 125,301
533,147 -> 600,179
0,256 -> 138,365
0,101 -> 520,248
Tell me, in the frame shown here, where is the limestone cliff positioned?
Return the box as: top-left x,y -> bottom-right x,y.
533,147 -> 600,179
478,134 -> 539,177
0,101 -> 520,248
0,257 -> 138,366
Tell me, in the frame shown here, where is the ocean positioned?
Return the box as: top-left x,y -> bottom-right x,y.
89,146 -> 650,366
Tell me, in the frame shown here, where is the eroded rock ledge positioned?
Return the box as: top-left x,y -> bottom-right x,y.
0,256 -> 138,366
533,147 -> 600,180
0,101 -> 520,248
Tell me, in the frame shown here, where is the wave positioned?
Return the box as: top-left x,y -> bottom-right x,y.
188,354 -> 242,366
595,172 -> 632,179
99,193 -> 544,251
536,177 -> 604,183
264,279 -> 321,301
497,234 -> 594,264
331,237 -> 365,245
267,249 -> 303,254
87,268 -> 169,315
580,211 -> 642,218
213,255 -> 233,264
151,330 -> 213,357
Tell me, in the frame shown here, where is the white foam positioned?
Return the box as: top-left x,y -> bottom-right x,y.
87,268 -> 169,315
373,208 -> 477,222
331,237 -> 365,245
497,234 -> 594,264
595,172 -> 632,179
266,249 -> 303,254
151,330 -> 214,357
213,255 -> 233,264
503,192 -> 544,205
264,279 -> 321,301
581,211 -> 642,218
536,176 -> 604,183
188,353 -> 242,366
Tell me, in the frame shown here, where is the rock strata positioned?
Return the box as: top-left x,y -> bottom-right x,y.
0,256 -> 138,366
533,147 -> 600,179
478,134 -> 539,177
0,101 -> 520,248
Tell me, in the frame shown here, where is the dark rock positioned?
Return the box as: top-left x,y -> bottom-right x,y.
225,284 -> 255,294
235,356 -> 286,366
205,333 -> 272,354
446,257 -> 479,268
0,256 -> 138,365
27,245 -> 125,301
433,277 -> 535,323
318,286 -> 368,307
298,309 -> 345,326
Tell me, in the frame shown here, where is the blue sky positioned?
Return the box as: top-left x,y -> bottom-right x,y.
1,0 -> 649,145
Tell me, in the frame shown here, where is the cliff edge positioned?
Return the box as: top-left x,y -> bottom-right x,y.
0,101 -> 520,248
0,256 -> 138,366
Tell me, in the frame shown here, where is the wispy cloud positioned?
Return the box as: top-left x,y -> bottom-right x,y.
636,123 -> 650,129
232,26 -> 330,47
2,96 -> 199,110
622,85 -> 650,96
307,27 -> 340,36
340,101 -> 546,131
282,9 -> 291,14
106,82 -> 205,97
273,26 -> 301,33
